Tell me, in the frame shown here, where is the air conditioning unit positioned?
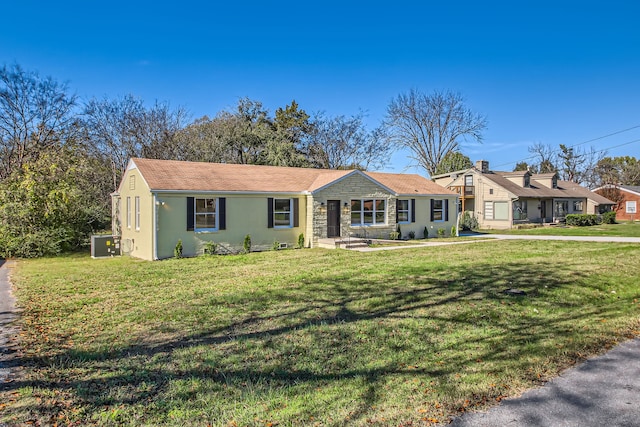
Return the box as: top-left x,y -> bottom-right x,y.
91,235 -> 121,258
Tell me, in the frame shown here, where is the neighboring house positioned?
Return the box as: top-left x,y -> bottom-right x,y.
593,185 -> 640,222
432,160 -> 614,230
112,158 -> 458,260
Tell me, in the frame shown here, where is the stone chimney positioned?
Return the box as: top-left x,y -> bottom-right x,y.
475,160 -> 489,173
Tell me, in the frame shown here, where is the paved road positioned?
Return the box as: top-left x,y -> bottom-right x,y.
448,337 -> 640,427
0,260 -> 18,387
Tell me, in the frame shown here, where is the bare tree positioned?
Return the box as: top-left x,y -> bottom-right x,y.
384,89 -> 487,176
306,112 -> 391,170
527,143 -> 557,174
82,95 -> 187,190
528,142 -> 605,187
0,64 -> 77,179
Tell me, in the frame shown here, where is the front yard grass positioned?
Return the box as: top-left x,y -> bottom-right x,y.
2,240 -> 640,426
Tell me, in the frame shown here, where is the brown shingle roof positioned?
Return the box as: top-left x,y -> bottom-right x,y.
366,172 -> 457,196
482,171 -> 614,204
129,158 -> 454,196
557,181 -> 615,204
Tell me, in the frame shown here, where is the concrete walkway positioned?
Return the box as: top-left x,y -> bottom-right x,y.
468,233 -> 640,243
353,233 -> 640,252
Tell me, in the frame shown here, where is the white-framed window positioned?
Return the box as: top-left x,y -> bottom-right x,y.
126,196 -> 131,229
195,198 -> 218,231
464,175 -> 473,186
351,199 -> 386,226
397,199 -> 410,223
627,201 -> 637,214
274,198 -> 293,228
129,175 -> 135,190
135,196 -> 140,230
513,200 -> 528,220
485,201 -> 508,220
572,200 -> 584,212
432,199 -> 444,222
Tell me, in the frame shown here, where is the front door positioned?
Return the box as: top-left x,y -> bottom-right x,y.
327,200 -> 341,238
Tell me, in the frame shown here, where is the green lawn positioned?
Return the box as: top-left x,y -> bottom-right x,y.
480,221 -> 640,237
2,241 -> 640,426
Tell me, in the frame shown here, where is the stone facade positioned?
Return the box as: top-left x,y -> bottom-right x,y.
311,173 -> 398,246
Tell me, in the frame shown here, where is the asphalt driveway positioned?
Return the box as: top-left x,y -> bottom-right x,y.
448,337 -> 640,426
0,260 -> 19,388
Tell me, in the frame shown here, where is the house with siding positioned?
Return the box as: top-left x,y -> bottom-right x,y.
432,160 -> 614,229
112,158 -> 458,260
593,185 -> 640,221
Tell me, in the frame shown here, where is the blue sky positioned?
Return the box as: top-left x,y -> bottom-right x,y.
2,1 -> 639,174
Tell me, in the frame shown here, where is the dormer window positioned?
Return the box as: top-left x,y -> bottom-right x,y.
524,175 -> 530,188
552,176 -> 558,189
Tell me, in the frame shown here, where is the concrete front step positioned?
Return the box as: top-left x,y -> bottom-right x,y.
317,238 -> 370,250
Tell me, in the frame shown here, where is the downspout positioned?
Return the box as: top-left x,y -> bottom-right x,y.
152,193 -> 158,260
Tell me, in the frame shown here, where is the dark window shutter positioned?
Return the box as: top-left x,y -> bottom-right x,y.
267,197 -> 274,228
411,199 -> 416,223
395,200 -> 399,223
445,199 -> 449,222
293,198 -> 299,227
219,197 -> 226,230
430,199 -> 434,222
187,197 -> 194,231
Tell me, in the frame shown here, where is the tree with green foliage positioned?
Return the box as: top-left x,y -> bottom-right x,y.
595,156 -> 640,185
513,161 -> 532,172
266,100 -> 313,167
0,143 -> 110,257
433,151 -> 472,175
384,89 -> 487,176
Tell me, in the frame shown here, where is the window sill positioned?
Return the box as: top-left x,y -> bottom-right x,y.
350,224 -> 389,228
195,229 -> 218,233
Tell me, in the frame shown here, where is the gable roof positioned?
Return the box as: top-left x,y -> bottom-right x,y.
452,169 -> 614,204
593,184 -> 640,198
125,158 -> 456,196
619,185 -> 640,196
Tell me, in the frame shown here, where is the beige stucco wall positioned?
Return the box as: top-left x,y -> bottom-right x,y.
154,193 -> 308,259
474,174 -> 513,229
114,166 -> 458,260
117,167 -> 156,260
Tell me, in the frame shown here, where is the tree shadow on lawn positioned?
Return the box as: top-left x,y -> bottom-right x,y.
4,259 -> 634,425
